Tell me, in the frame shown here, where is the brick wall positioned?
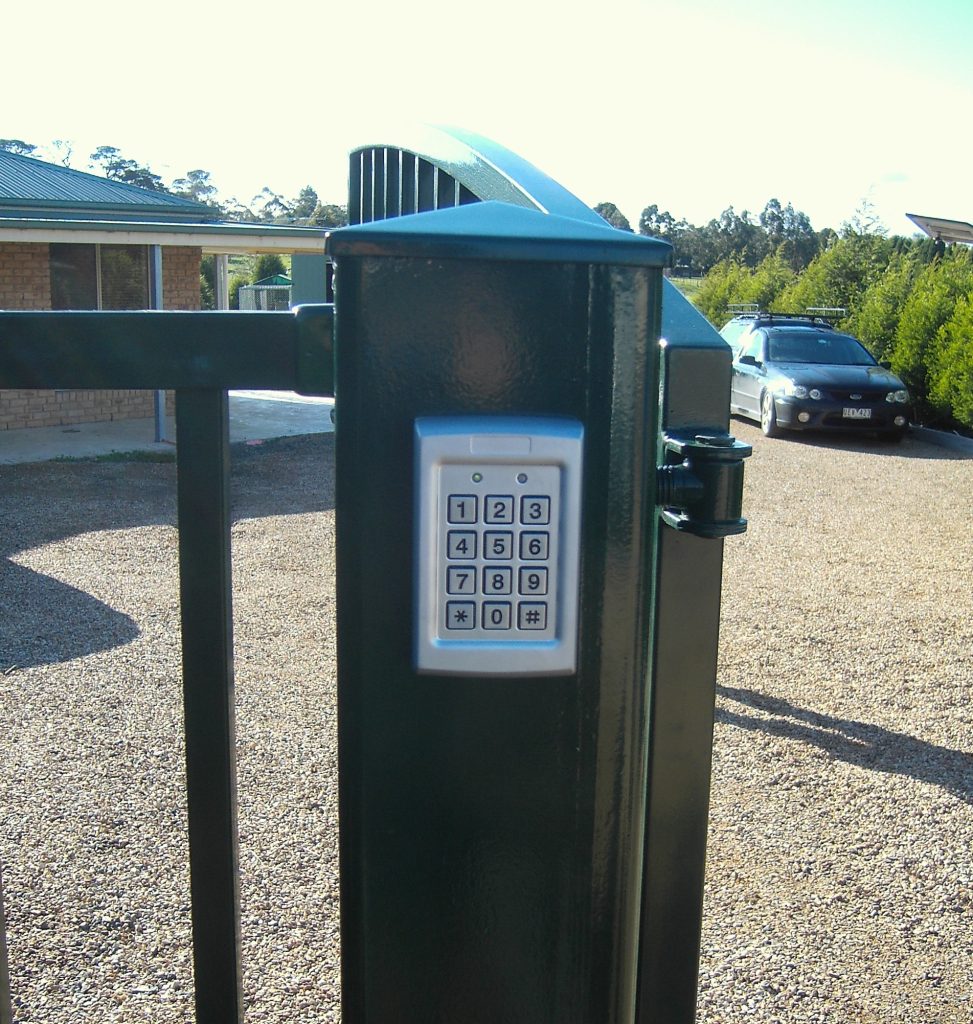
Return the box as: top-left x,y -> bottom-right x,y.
0,242 -> 51,308
1,243 -> 201,430
163,247 -> 203,310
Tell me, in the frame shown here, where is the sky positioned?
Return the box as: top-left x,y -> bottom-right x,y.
4,0 -> 972,238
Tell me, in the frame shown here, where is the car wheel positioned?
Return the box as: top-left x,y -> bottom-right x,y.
760,391 -> 781,438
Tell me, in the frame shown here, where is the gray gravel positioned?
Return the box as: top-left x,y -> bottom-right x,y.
1,425 -> 971,1022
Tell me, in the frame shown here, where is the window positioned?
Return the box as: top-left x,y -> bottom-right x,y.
50,243 -> 150,310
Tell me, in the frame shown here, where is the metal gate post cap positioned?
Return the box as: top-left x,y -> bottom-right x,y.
326,201 -> 672,268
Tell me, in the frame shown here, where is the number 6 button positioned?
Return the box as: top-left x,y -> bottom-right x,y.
520,532 -> 549,560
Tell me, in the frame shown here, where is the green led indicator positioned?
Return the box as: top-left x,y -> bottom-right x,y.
472,472 -> 483,483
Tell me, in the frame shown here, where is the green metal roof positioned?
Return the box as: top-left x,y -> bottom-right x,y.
0,149 -> 216,222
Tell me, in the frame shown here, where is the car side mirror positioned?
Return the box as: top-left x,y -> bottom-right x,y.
738,354 -> 759,367
879,360 -> 892,369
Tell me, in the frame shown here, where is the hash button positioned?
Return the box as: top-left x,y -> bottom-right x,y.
518,602 -> 548,630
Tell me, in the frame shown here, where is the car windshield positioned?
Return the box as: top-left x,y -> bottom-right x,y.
766,330 -> 876,366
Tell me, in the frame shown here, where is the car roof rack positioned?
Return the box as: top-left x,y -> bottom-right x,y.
752,311 -> 840,328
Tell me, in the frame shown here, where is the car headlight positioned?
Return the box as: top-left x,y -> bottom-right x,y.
885,390 -> 909,404
778,383 -> 808,398
808,388 -> 823,400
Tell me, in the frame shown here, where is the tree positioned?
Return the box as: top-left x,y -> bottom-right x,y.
708,207 -> 768,269
49,139 -> 74,166
0,139 -> 37,155
251,187 -> 291,222
843,196 -> 887,238
89,145 -> 166,191
252,253 -> 287,282
200,255 -> 216,310
171,169 -> 220,207
593,202 -> 632,232
759,199 -> 818,271
638,204 -> 678,239
290,186 -> 319,221
310,203 -> 348,228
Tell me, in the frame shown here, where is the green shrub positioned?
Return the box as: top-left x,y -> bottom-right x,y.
845,253 -> 917,360
774,233 -> 892,328
890,250 -> 973,409
692,259 -> 753,326
928,292 -> 973,428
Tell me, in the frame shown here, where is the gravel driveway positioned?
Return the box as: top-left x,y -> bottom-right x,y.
1,424 -> 971,1022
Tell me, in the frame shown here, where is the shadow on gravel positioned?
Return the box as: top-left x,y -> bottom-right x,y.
716,685 -> 973,806
0,434 -> 335,671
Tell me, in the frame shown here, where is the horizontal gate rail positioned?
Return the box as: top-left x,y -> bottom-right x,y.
0,306 -> 333,394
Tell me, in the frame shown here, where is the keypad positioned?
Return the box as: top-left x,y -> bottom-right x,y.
437,466 -> 559,641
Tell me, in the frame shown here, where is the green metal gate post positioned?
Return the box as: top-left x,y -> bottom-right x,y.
327,201 -> 672,1023
343,128 -> 751,1020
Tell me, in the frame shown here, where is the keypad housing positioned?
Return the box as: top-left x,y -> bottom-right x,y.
415,417 -> 583,676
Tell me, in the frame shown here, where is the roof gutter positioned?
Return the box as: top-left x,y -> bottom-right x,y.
0,218 -> 327,254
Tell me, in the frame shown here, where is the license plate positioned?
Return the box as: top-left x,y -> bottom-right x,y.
843,407 -> 871,419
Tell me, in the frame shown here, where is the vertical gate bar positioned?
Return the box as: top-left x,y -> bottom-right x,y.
0,867 -> 11,1024
636,340 -> 733,1022
175,388 -> 242,1024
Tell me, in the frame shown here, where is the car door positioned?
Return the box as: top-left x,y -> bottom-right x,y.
731,331 -> 765,418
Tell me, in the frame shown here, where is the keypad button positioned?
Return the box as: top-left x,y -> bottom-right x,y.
447,494 -> 478,524
518,602 -> 548,630
520,496 -> 551,525
482,602 -> 512,630
447,566 -> 477,595
447,531 -> 477,559
446,602 -> 476,630
518,567 -> 548,596
484,495 -> 514,523
483,566 -> 513,595
484,531 -> 514,560
520,532 -> 549,560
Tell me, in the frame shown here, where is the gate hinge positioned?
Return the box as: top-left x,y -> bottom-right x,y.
657,432 -> 752,538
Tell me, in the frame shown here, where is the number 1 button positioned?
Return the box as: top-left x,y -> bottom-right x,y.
448,495 -> 477,524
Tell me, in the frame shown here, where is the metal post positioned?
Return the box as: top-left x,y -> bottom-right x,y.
175,388 -> 242,1024
150,245 -> 169,442
215,255 -> 230,311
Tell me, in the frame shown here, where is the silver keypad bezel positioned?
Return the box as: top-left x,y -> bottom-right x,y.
415,416 -> 583,677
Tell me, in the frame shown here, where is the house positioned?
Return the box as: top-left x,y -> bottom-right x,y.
0,149 -> 328,431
